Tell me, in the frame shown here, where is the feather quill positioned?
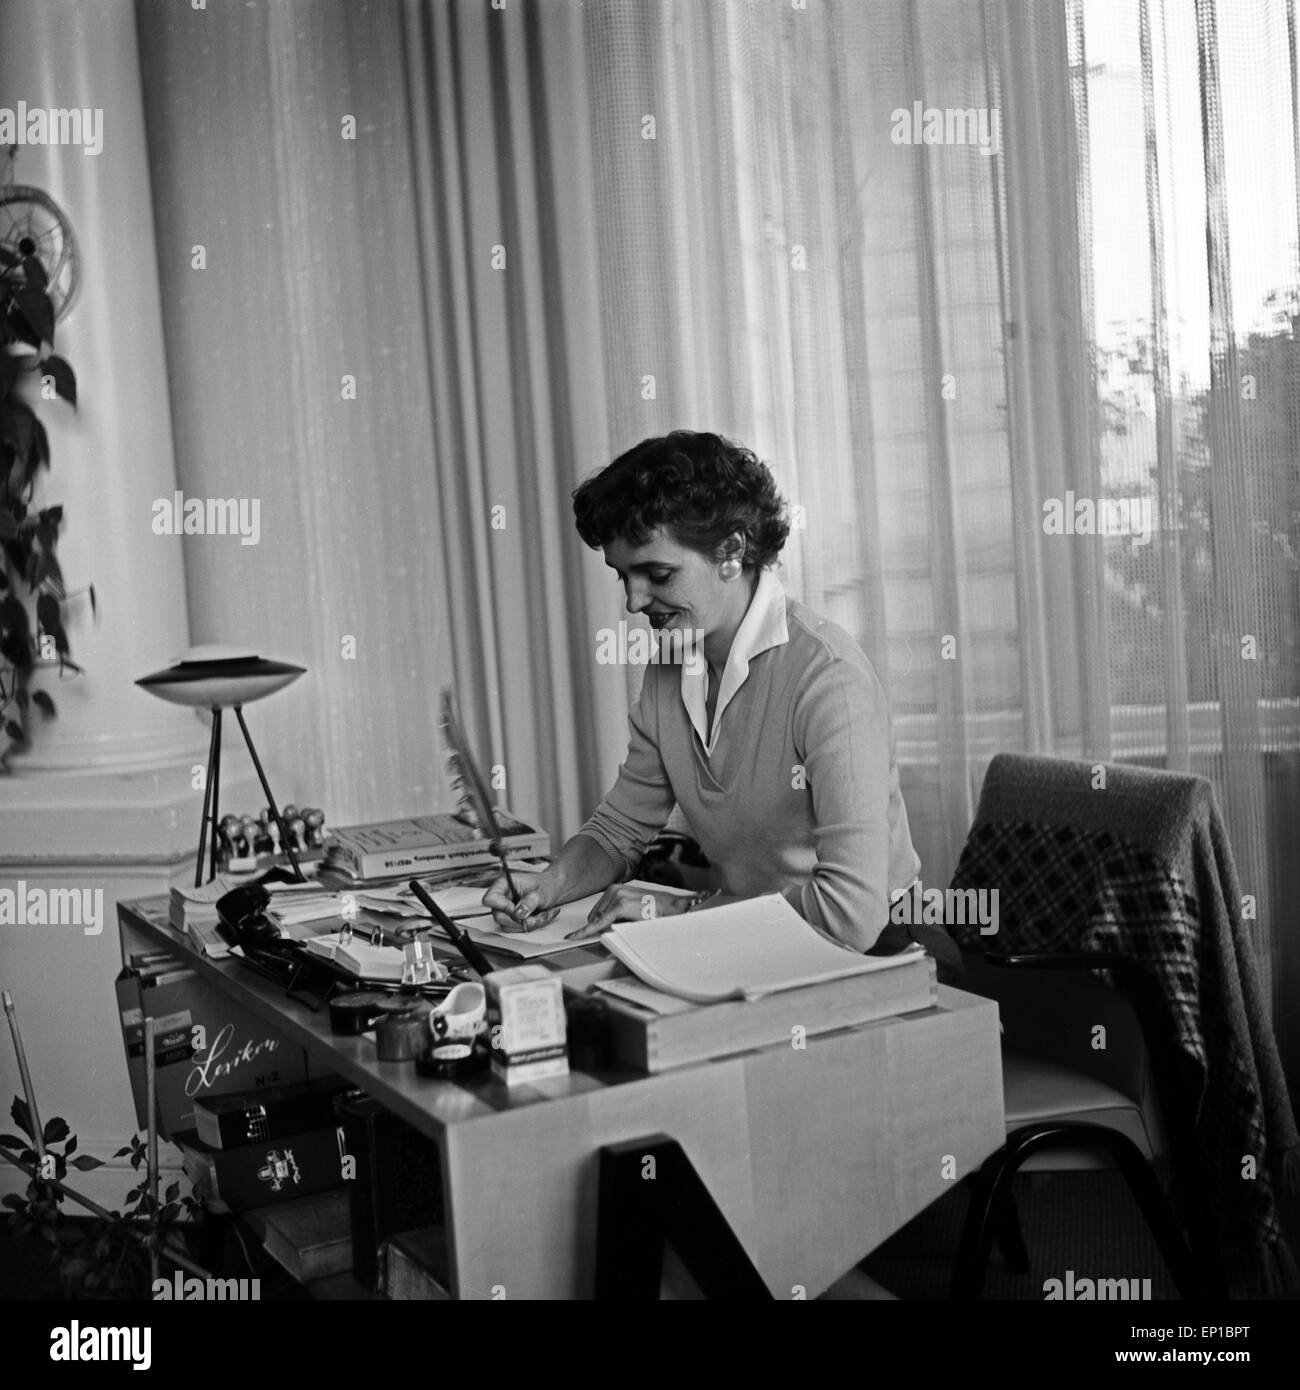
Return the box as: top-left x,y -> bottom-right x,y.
438,686 -> 518,898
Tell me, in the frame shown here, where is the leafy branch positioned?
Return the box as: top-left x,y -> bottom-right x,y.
0,235 -> 89,769
1,1094 -> 199,1298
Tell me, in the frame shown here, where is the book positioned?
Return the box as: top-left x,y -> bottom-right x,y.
381,1226 -> 452,1300
324,812 -> 549,880
582,952 -> 938,1073
262,1192 -> 353,1283
603,893 -> 908,1002
194,1076 -> 351,1150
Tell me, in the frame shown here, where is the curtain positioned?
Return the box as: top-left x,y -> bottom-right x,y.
137,0 -> 1298,1066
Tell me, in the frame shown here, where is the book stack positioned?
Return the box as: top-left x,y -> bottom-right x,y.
261,883 -> 354,933
169,874 -> 243,955
323,812 -> 549,881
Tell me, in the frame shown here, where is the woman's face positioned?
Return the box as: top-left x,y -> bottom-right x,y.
602,528 -> 747,644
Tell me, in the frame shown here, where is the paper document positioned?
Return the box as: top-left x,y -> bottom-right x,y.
174,874 -> 242,905
444,881 -> 694,960
603,894 -> 923,1002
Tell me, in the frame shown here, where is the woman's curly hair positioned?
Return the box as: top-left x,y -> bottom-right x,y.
572,431 -> 790,570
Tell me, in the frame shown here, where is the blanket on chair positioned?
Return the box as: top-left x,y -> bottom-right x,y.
949,753 -> 1299,1298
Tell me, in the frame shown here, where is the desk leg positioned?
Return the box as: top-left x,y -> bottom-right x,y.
595,1134 -> 772,1300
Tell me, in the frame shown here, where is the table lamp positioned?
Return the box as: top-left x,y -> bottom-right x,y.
135,644 -> 306,887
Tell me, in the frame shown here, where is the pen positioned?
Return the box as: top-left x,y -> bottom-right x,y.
491,843 -> 520,903
408,879 -> 494,978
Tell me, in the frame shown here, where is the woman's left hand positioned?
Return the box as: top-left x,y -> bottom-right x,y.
563,884 -> 695,941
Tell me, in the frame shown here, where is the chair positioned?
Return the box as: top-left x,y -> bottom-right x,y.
942,752 -> 1296,1299
950,944 -> 1218,1298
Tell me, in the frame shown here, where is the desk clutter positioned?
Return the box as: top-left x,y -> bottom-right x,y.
161,858 -> 943,1092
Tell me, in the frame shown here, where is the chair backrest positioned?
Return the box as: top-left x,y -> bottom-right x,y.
947,751 -> 1209,1157
961,949 -> 1168,1158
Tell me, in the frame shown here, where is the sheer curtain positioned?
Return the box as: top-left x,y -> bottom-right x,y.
138,0 -> 1298,1066
563,0 -> 1299,1057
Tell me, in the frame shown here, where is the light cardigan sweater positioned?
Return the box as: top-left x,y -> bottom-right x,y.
578,570 -> 920,951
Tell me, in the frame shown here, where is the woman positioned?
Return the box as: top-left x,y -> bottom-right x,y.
484,430 -> 921,952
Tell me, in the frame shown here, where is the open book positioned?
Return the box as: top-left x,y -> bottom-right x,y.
603,893 -> 917,1002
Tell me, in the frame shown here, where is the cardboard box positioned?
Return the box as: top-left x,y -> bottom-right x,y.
484,964 -> 569,1087
174,1126 -> 346,1212
115,968 -> 312,1139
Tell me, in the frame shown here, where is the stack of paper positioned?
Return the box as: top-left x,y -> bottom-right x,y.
170,874 -> 241,932
602,894 -> 911,1002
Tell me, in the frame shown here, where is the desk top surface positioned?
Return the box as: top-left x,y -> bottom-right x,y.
117,896 -> 994,1147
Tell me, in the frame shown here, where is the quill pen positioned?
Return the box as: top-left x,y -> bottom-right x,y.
438,686 -> 519,901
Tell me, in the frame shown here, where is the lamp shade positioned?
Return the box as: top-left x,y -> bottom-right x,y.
135,644 -> 305,709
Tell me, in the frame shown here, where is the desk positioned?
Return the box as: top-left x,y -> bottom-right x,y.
118,897 -> 1004,1299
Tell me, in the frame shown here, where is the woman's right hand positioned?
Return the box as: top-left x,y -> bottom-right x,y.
481,870 -> 563,933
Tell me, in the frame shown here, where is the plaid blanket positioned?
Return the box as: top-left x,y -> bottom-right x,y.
949,754 -> 1299,1298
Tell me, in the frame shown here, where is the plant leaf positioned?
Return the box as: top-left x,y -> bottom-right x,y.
1,1193 -> 24,1210
9,1096 -> 33,1142
69,1155 -> 104,1171
39,356 -> 75,406
164,1181 -> 180,1203
29,416 -> 49,471
0,401 -> 35,461
63,1133 -> 77,1155
35,593 -> 66,655
112,1146 -> 132,1159
21,256 -> 48,292
42,1117 -> 70,1145
0,352 -> 17,405
12,288 -> 53,348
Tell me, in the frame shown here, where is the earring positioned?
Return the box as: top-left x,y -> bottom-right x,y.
719,558 -> 742,581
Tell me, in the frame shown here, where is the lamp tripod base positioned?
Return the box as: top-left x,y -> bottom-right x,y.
194,705 -> 305,886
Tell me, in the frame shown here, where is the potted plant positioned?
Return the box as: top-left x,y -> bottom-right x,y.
0,231 -> 89,770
